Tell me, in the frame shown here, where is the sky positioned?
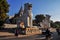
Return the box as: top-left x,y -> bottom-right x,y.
7,0 -> 60,22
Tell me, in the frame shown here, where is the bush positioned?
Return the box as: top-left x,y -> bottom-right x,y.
0,21 -> 4,26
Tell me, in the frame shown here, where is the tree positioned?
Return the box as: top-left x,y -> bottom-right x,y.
0,0 -> 9,26
33,20 -> 37,26
35,14 -> 45,24
54,21 -> 60,28
51,21 -> 60,28
50,20 -> 54,27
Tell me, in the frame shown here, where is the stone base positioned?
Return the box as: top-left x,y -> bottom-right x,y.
25,27 -> 42,35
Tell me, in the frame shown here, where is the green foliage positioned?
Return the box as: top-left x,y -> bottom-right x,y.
51,21 -> 60,28
0,0 -> 9,13
35,14 -> 45,24
34,14 -> 51,26
0,0 -> 9,26
50,20 -> 55,28
54,21 -> 60,28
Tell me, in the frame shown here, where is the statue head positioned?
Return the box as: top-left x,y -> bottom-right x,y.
24,3 -> 32,10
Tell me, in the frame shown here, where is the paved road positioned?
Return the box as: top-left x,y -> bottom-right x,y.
0,32 -> 60,40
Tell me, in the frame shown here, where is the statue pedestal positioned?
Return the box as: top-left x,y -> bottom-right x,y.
25,27 -> 42,35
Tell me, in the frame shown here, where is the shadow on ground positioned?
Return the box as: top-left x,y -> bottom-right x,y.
0,28 -> 16,33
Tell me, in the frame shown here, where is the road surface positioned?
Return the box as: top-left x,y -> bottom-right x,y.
0,32 -> 60,40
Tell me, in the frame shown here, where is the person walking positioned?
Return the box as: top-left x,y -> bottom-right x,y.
15,28 -> 19,37
45,29 -> 51,40
56,28 -> 60,35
